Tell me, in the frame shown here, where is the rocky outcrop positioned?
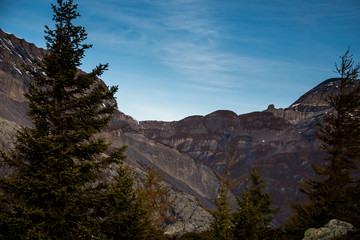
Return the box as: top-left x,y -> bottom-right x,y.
303,219 -> 355,240
164,189 -> 212,236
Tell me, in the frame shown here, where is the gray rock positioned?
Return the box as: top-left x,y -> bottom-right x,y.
302,219 -> 355,240
164,189 -> 212,236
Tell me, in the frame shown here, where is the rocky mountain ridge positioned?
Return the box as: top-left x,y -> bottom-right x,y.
136,77 -> 348,224
0,28 -> 347,231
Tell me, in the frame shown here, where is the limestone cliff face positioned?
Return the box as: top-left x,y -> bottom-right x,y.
0,29 -> 46,101
0,29 -> 47,126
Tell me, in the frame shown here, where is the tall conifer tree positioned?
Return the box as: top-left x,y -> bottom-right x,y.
96,162 -> 151,240
140,163 -> 172,230
0,0 -> 146,239
285,49 -> 360,239
209,154 -> 238,240
232,166 -> 279,240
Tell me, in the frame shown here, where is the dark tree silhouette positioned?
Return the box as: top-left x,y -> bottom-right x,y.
209,154 -> 238,240
232,166 -> 279,240
0,1 -> 150,239
285,49 -> 360,239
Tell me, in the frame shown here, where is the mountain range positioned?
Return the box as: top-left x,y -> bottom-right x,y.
0,28 -> 342,234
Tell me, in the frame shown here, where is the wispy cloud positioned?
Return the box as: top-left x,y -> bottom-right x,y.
85,0 -> 307,85
83,0 -> 251,90
77,0 -> 359,120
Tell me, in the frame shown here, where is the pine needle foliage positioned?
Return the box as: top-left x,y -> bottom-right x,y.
140,162 -> 173,230
232,165 -> 279,240
209,154 -> 239,240
285,49 -> 360,239
0,0 -> 148,239
96,162 -> 150,240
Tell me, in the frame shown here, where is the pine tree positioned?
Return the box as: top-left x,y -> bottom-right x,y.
209,154 -> 238,240
232,165 -> 279,240
285,49 -> 360,238
0,0 -> 146,239
210,183 -> 233,240
140,162 -> 172,230
135,162 -> 173,239
97,161 -> 151,240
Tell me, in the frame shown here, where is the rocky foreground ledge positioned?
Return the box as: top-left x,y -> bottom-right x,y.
303,219 -> 355,240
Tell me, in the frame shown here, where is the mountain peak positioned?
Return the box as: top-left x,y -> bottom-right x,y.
291,78 -> 341,107
263,78 -> 345,125
205,110 -> 238,119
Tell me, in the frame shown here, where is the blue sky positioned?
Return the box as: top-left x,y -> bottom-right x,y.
1,0 -> 360,121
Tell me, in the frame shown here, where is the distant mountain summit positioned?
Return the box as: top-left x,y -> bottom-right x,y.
0,29 -> 348,229
292,78 -> 341,107
263,79 -> 341,125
